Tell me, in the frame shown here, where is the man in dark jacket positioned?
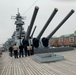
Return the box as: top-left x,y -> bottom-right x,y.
19,44 -> 24,57
9,46 -> 13,57
22,39 -> 29,57
30,44 -> 34,55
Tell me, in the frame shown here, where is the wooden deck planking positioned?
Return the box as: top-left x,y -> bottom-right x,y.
0,50 -> 76,75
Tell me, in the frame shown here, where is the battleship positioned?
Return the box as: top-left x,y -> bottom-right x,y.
1,6 -> 76,75
3,6 -> 74,50
2,6 -> 75,62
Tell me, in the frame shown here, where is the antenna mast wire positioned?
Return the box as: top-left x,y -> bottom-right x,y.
22,0 -> 38,15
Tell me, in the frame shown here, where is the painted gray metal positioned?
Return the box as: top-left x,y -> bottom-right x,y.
47,9 -> 74,40
30,26 -> 37,38
33,53 -> 64,63
26,6 -> 39,40
37,8 -> 58,40
34,47 -> 74,54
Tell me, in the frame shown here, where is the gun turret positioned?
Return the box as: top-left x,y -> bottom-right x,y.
26,6 -> 39,40
42,9 -> 74,47
33,8 -> 58,48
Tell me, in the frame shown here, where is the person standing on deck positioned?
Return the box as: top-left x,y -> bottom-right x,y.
30,44 -> 34,55
9,45 -> 13,57
28,37 -> 34,55
27,45 -> 34,55
24,44 -> 28,56
13,43 -> 18,58
22,39 -> 29,57
19,44 -> 24,57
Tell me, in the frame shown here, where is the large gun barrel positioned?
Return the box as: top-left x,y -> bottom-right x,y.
47,9 -> 74,40
37,8 -> 58,40
26,6 -> 39,40
25,26 -> 30,38
30,26 -> 37,38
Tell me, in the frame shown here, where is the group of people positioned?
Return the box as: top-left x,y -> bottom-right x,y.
9,43 -> 34,58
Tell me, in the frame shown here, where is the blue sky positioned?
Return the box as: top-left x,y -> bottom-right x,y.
0,0 -> 76,44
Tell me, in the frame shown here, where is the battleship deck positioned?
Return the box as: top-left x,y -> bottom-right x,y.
0,50 -> 76,75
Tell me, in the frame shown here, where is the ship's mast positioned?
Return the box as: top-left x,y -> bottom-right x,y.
11,9 -> 25,45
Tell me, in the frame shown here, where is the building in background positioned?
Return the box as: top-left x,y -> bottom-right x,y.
50,36 -> 58,47
50,31 -> 76,47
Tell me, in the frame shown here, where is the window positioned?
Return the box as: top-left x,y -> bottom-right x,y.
69,37 -> 74,42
